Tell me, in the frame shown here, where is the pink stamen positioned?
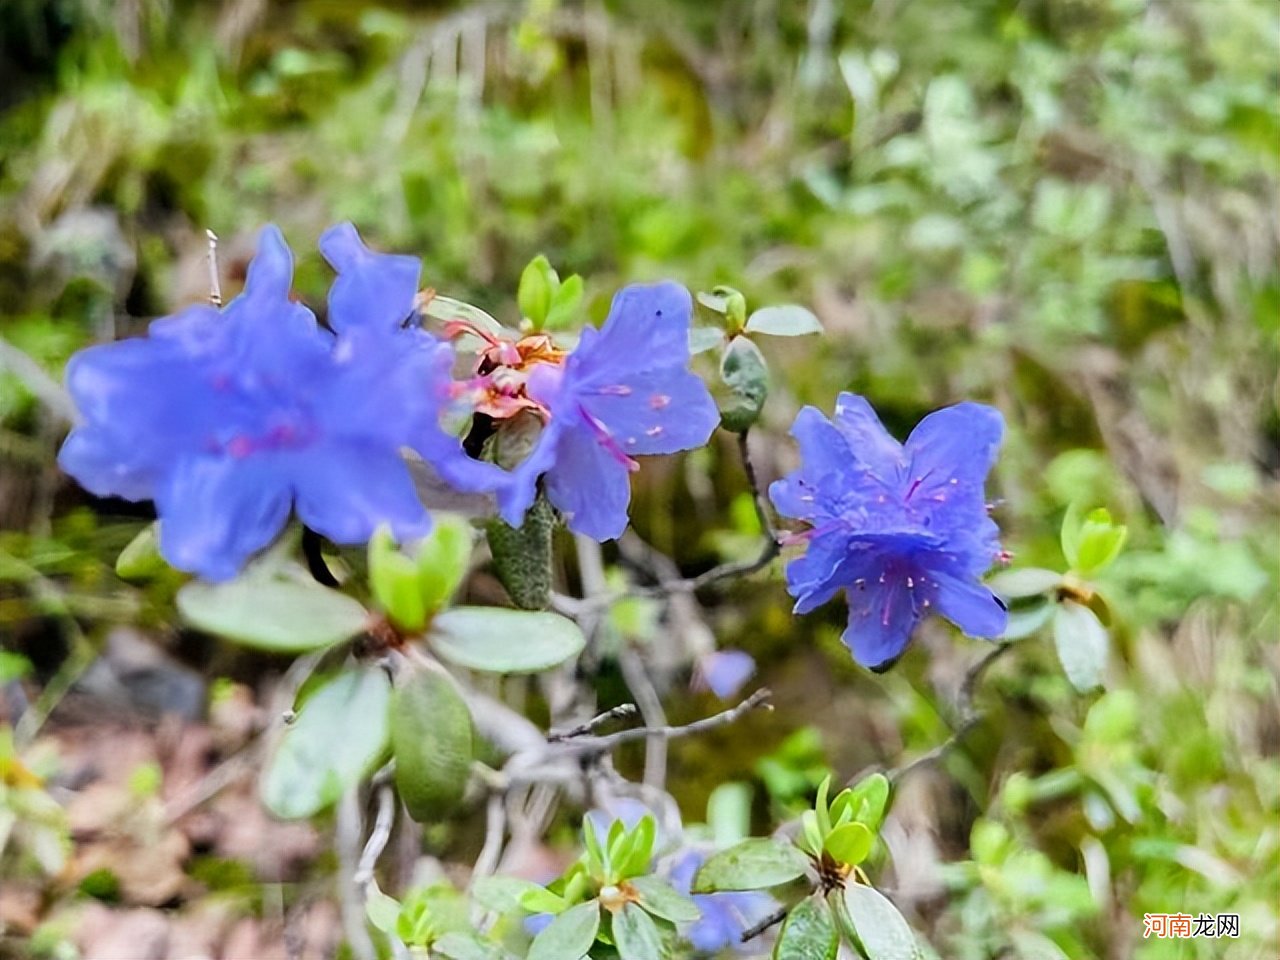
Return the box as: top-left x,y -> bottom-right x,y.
578,405 -> 639,473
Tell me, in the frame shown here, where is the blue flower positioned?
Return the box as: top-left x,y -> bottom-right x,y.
692,649 -> 757,700
497,282 -> 719,540
769,393 -> 1007,669
669,850 -> 775,954
59,225 -> 477,581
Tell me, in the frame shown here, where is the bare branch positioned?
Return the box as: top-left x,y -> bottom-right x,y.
547,703 -> 638,742
560,688 -> 772,756
741,904 -> 789,942
618,647 -> 668,789
887,643 -> 1013,786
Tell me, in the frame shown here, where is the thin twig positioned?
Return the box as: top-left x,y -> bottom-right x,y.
618,647 -> 668,790
561,688 -> 772,756
547,703 -> 638,742
741,904 -> 789,942
887,643 -> 1013,785
353,784 -> 396,889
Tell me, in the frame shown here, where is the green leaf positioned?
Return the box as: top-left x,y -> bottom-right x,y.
612,902 -> 664,960
1001,601 -> 1056,640
115,523 -> 167,580
518,886 -> 569,915
823,821 -> 873,866
707,782 -> 752,848
261,668 -> 391,819
814,774 -> 832,836
1053,600 -> 1109,692
773,896 -> 837,960
365,889 -> 401,934
1060,501 -> 1086,569
689,326 -> 725,354
433,932 -> 518,960
987,567 -> 1062,600
800,810 -> 823,856
544,274 -> 585,330
527,900 -> 600,960
613,815 -> 656,880
471,876 -> 547,914
1073,509 -> 1128,575
430,607 -> 585,673
693,838 -> 810,892
178,575 -> 368,652
418,515 -> 474,613
718,336 -> 770,433
369,528 -> 427,632
630,875 -> 700,924
837,773 -> 891,833
745,305 -> 822,337
842,884 -> 921,960
392,663 -> 474,822
518,255 -> 557,328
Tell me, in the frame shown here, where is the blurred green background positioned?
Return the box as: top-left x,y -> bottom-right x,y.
0,1 -> 1276,958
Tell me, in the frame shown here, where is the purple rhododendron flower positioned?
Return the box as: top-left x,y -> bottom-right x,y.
498,282 -> 719,540
669,850 -> 775,954
59,225 -> 479,580
692,649 -> 757,700
769,392 -> 1007,670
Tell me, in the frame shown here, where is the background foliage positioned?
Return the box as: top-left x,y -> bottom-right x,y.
0,0 -> 1276,958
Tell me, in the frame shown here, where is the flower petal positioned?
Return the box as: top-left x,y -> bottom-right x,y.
578,366 -> 718,456
831,392 -> 906,478
154,456 -> 292,581
925,569 -> 1008,638
842,573 -> 918,670
572,282 -> 695,387
542,418 -> 633,540
903,401 -> 1003,496
293,441 -> 431,545
319,222 -> 422,335
694,650 -> 756,700
241,224 -> 295,301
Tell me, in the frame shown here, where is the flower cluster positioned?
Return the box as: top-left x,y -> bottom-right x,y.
59,223 -> 1008,673
59,226 -> 482,580
769,393 -> 1008,668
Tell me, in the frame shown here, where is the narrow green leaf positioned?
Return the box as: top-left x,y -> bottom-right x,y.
518,886 -> 569,915
707,782 -> 752,848
689,327 -> 726,354
115,523 -> 167,580
987,567 -> 1062,600
1074,509 -> 1128,575
814,774 -> 832,836
800,810 -> 824,857
471,876 -> 545,914
773,896 -> 837,960
838,773 -> 891,833
616,815 -> 657,880
365,889 -> 401,934
1002,601 -> 1056,640
1053,601 -> 1109,692
261,668 -> 391,819
612,902 -> 665,960
417,515 -> 474,613
392,664 -> 474,822
1060,501 -> 1086,568
544,274 -> 585,330
718,336 -> 769,433
629,876 -> 700,924
693,838 -> 810,893
430,607 -> 585,673
823,822 -> 873,866
518,255 -> 556,327
433,932 -> 518,960
369,528 -> 427,633
745,304 -> 822,337
843,884 -> 922,960
178,575 -> 368,652
527,900 -> 600,960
